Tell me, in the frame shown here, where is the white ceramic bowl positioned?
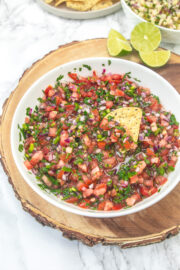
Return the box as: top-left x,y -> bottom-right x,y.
11,57 -> 180,218
121,0 -> 180,44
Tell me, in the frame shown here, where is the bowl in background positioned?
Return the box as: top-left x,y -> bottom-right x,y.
121,0 -> 180,44
11,57 -> 180,218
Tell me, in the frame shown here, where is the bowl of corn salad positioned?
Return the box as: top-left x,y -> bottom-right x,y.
11,57 -> 180,218
121,0 -> 180,44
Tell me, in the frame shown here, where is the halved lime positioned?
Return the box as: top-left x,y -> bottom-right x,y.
131,22 -> 161,52
139,50 -> 171,67
107,29 -> 132,56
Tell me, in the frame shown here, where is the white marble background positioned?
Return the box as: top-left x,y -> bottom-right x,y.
0,1 -> 180,269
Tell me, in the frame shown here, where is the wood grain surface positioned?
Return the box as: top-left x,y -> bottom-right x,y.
0,38 -> 180,247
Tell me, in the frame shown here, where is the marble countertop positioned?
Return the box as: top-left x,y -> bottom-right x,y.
0,1 -> 180,269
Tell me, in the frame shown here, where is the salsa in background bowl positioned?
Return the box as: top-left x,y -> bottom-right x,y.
121,0 -> 180,44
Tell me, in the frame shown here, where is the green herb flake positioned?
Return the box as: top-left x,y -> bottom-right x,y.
18,144 -> 24,152
82,64 -> 92,71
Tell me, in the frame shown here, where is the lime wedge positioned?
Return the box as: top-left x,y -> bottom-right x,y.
131,22 -> 161,52
107,29 -> 132,56
139,50 -> 171,67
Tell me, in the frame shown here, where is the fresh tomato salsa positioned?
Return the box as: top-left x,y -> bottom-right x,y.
18,67 -> 180,211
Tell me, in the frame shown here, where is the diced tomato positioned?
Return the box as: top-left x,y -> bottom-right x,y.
104,200 -> 114,211
140,187 -> 150,197
98,201 -> 106,210
83,188 -> 93,198
103,156 -> 117,169
155,176 -> 168,185
57,170 -> 64,179
83,135 -> 91,147
55,96 -> 62,105
112,203 -> 124,210
111,74 -> 122,80
168,155 -> 178,167
30,151 -> 43,166
149,187 -> 158,195
78,202 -> 88,208
25,117 -> 30,123
146,115 -> 157,123
126,193 -> 141,206
59,153 -> 72,163
100,118 -> 110,130
115,89 -> 125,97
146,148 -> 155,156
94,183 -> 107,197
149,97 -> 160,112
77,182 -> 88,191
68,73 -> 78,81
69,171 -> 79,182
42,146 -> 49,155
78,163 -> 88,173
97,141 -> 106,149
82,175 -> 92,185
60,131 -> 69,146
130,175 -> 138,184
45,106 -> 55,112
106,101 -> 113,109
24,160 -> 33,170
64,104 -> 75,111
44,85 -> 53,96
136,161 -> 146,174
49,111 -> 57,119
48,89 -> 55,97
65,197 -> 79,204
49,127 -> 57,137
124,140 -> 131,150
92,109 -> 100,121
90,159 -> 98,169
144,179 -> 154,187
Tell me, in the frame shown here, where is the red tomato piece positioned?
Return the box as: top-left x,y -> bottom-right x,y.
115,89 -> 125,97
146,148 -> 155,156
106,101 -> 113,109
146,115 -> 157,123
77,182 -> 88,191
68,73 -> 78,81
78,202 -> 88,208
124,140 -> 131,150
140,186 -> 150,197
44,85 -> 53,96
97,141 -> 106,149
130,175 -> 139,184
30,151 -> 43,166
112,203 -> 124,210
60,131 -> 69,146
65,197 -> 79,203
57,170 -> 64,179
104,200 -> 114,211
94,183 -> 107,197
155,176 -> 168,185
49,127 -> 57,137
24,160 -> 33,170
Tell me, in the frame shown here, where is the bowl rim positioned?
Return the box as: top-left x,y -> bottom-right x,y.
121,0 -> 180,33
37,0 -> 121,16
10,57 -> 180,218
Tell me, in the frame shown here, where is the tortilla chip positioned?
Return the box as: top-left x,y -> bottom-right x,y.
105,107 -> 142,142
45,0 -> 54,4
91,0 -> 113,10
66,0 -> 100,11
54,0 -> 66,6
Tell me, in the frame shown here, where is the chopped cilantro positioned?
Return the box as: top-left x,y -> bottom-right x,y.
82,64 -> 91,71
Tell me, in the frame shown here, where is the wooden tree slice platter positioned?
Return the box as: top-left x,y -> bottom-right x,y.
0,39 -> 180,248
